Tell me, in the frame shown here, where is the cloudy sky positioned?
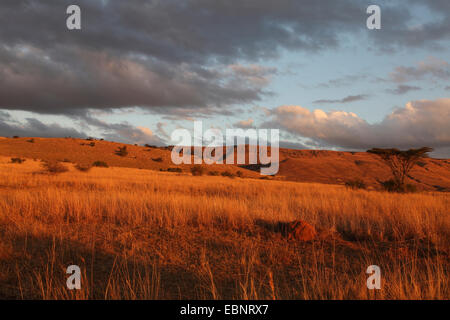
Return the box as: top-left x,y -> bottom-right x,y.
1,0 -> 449,157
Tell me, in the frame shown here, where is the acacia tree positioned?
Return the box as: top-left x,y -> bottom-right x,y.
367,147 -> 433,188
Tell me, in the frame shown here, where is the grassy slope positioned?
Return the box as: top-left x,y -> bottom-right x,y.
1,137 -> 449,190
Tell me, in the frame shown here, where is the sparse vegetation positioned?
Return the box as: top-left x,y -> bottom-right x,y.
191,165 -> 205,176
345,179 -> 367,190
221,171 -> 235,178
115,146 -> 128,157
208,171 -> 219,176
368,147 -> 433,192
92,161 -> 108,168
75,164 -> 92,172
41,161 -> 69,174
27,138 -> 35,143
379,179 -> 417,193
152,157 -> 163,162
11,157 -> 26,164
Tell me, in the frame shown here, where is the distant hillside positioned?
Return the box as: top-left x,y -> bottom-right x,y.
276,149 -> 450,191
1,137 -> 449,191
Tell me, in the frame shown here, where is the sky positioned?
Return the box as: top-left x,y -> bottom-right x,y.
0,0 -> 449,157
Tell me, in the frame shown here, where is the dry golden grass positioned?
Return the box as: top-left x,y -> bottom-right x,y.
0,156 -> 448,299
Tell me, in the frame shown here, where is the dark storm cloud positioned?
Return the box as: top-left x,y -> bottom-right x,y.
0,110 -> 166,145
0,45 -> 270,114
0,0 -> 448,115
0,114 -> 85,138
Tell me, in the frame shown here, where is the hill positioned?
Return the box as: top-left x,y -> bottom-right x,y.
0,136 -> 449,191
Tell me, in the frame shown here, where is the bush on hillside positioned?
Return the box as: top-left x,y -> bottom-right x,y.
221,171 -> 235,178
191,165 -> 204,176
42,161 -> 69,174
92,161 -> 109,168
115,146 -> 128,157
75,164 -> 92,172
345,179 -> 367,190
379,179 -> 417,193
11,158 -> 26,164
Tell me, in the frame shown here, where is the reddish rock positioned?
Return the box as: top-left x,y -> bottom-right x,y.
287,220 -> 316,241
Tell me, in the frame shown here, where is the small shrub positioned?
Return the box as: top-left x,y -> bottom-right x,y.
115,146 -> 128,157
208,171 -> 219,176
191,165 -> 205,176
152,157 -> 163,162
167,167 -> 182,173
380,179 -> 399,192
12,136 -> 19,139
145,144 -> 157,148
354,160 -> 364,166
27,138 -> 35,143
42,161 -> 69,174
379,179 -> 417,193
75,164 -> 92,172
236,170 -> 243,178
89,142 -> 95,147
92,161 -> 108,168
11,158 -> 26,164
62,159 -> 71,163
345,179 -> 367,190
221,171 -> 235,178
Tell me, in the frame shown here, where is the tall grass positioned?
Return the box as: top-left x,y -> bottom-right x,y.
0,157 -> 448,299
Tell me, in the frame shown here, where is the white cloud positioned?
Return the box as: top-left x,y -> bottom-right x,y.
234,119 -> 255,129
266,98 -> 450,155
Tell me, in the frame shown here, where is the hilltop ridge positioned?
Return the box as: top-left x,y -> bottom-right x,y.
1,137 -> 449,191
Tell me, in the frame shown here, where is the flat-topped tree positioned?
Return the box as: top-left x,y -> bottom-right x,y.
367,147 -> 433,188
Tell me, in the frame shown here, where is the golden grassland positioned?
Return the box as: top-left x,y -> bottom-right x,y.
0,156 -> 449,299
